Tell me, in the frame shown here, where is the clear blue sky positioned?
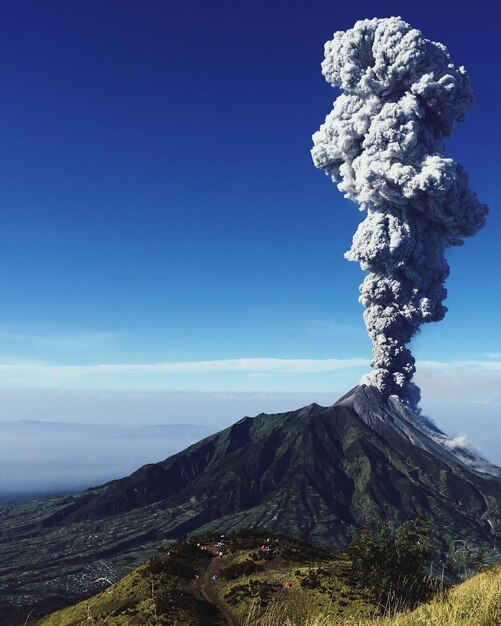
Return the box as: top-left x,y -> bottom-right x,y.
0,0 -> 500,488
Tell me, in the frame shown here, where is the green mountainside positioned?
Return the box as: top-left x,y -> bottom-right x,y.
1,385 -> 501,623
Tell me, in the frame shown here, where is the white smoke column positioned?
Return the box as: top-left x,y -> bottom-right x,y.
312,17 -> 488,408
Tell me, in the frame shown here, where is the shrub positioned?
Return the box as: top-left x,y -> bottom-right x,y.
347,514 -> 438,610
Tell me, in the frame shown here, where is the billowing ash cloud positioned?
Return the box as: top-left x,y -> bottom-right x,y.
312,17 -> 488,408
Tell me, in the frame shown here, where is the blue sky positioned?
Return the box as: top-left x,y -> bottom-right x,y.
0,0 -> 500,488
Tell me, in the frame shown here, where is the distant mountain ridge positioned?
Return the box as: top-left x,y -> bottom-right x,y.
1,385 -> 501,622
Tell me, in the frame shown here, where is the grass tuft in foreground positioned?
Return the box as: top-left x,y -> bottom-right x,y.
253,561 -> 501,626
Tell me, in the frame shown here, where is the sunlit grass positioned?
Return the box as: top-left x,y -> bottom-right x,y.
247,562 -> 501,626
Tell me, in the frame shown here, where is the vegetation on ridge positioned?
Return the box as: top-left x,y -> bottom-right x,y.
37,529 -> 378,625
35,522 -> 501,626
251,560 -> 501,626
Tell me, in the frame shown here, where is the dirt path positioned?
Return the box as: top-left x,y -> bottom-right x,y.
199,559 -> 237,626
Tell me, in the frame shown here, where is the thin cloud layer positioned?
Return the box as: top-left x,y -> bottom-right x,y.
0,357 -> 499,395
0,357 -> 369,386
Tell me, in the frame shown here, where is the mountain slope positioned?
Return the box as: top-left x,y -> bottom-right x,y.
1,385 -> 501,623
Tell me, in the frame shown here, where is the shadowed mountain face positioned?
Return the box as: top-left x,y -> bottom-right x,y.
2,385 -> 501,623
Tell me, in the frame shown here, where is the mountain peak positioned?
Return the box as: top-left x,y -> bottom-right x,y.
336,384 -> 501,478
297,402 -> 323,417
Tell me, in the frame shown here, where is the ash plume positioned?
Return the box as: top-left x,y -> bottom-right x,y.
312,17 -> 488,408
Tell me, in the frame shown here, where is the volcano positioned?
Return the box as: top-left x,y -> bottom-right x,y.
1,385 -> 501,620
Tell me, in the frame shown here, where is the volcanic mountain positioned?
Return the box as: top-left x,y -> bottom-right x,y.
1,385 -> 501,621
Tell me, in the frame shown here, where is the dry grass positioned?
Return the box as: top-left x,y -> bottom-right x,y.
249,562 -> 501,626
387,562 -> 501,626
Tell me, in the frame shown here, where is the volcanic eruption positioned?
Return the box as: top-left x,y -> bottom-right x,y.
312,17 -> 488,408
